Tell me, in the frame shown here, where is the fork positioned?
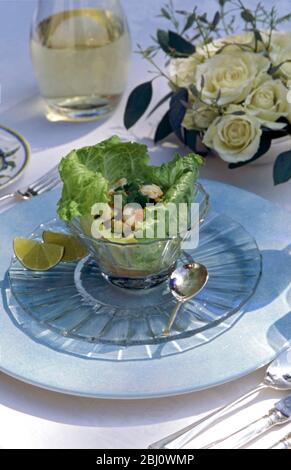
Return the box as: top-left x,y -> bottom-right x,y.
270,432 -> 291,449
0,165 -> 60,206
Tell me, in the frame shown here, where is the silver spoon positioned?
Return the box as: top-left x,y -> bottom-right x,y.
149,346 -> 291,449
162,262 -> 209,337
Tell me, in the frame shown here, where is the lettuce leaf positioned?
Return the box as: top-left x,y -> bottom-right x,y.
57,151 -> 109,221
57,136 -> 203,222
149,153 -> 203,192
71,135 -> 151,184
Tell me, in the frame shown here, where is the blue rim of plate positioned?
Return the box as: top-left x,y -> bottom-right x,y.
0,125 -> 30,190
0,181 -> 290,399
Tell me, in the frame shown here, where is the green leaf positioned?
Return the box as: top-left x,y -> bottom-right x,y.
169,88 -> 188,132
57,136 -> 151,220
273,150 -> 291,185
198,13 -> 208,24
184,129 -> 199,152
156,29 -> 195,57
157,29 -> 171,54
154,111 -> 173,143
168,31 -> 195,55
277,13 -> 291,24
150,152 -> 203,193
254,29 -> 263,42
182,12 -> 197,34
189,84 -> 200,98
211,11 -> 221,30
229,134 -> 272,169
160,7 -> 171,20
124,81 -> 153,129
241,9 -> 255,23
147,91 -> 173,118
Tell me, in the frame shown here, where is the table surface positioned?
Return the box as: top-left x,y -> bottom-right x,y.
0,0 -> 290,449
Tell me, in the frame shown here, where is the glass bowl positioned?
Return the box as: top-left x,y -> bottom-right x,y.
68,183 -> 209,289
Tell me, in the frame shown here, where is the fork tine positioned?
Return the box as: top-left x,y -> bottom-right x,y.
36,176 -> 60,195
28,165 -> 59,192
33,173 -> 60,193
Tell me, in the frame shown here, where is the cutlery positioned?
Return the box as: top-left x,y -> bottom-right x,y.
0,165 -> 60,206
161,262 -> 208,337
203,395 -> 291,449
148,346 -> 291,449
270,431 -> 291,449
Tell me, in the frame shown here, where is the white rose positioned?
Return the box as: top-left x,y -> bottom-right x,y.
203,114 -> 262,163
270,33 -> 291,84
196,51 -> 270,105
245,78 -> 290,128
183,105 -> 219,130
270,31 -> 291,52
197,32 -> 268,59
168,53 -> 204,88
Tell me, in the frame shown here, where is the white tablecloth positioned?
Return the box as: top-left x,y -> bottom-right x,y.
0,0 -> 290,449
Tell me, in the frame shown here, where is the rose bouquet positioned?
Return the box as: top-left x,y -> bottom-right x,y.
124,0 -> 291,185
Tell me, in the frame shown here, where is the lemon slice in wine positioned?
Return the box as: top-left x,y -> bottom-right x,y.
48,9 -> 111,48
13,238 -> 64,271
42,231 -> 88,262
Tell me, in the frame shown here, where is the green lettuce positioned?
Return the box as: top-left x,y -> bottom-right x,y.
57,135 -> 203,222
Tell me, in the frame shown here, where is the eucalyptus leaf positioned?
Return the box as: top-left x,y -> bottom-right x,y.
168,31 -> 196,55
189,84 -> 200,98
169,88 -> 188,132
182,12 -> 197,34
273,150 -> 291,185
277,13 -> 291,23
156,29 -> 195,57
147,91 -> 173,118
211,11 -> 221,30
254,29 -> 263,42
160,7 -> 171,20
154,111 -> 173,143
124,81 -> 153,129
241,9 -> 255,23
198,13 -> 208,24
184,129 -> 199,152
157,29 -> 171,54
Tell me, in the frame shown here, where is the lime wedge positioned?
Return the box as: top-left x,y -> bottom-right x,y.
13,238 -> 64,271
42,231 -> 88,262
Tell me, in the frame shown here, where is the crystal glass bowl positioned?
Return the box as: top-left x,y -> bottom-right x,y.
68,183 -> 209,289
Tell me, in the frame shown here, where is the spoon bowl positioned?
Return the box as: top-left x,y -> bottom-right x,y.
170,262 -> 209,301
162,262 -> 208,337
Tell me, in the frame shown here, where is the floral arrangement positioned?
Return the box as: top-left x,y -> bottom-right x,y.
123,0 -> 291,185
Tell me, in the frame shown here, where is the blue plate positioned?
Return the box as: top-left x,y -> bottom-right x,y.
0,180 -> 290,398
0,126 -> 30,190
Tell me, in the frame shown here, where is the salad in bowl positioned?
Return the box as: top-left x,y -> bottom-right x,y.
58,136 -> 208,288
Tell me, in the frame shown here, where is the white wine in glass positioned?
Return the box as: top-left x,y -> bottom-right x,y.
30,0 -> 131,122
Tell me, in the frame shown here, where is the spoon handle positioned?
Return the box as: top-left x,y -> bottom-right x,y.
148,383 -> 266,449
162,302 -> 182,336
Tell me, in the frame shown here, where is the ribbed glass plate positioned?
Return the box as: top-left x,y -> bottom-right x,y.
7,211 -> 261,361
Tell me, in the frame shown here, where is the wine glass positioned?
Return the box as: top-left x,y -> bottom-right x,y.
30,0 -> 131,122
